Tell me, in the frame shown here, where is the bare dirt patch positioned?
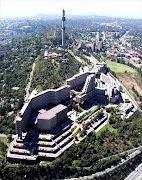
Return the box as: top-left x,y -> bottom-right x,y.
117,73 -> 142,96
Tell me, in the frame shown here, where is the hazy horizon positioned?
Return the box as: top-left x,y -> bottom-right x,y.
0,0 -> 142,19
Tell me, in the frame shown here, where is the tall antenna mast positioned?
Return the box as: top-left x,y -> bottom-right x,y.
62,9 -> 65,48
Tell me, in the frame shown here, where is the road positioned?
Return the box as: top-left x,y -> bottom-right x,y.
68,150 -> 141,180
120,31 -> 131,47
68,51 -> 82,63
24,62 -> 36,101
88,54 -> 99,64
0,134 -> 8,137
120,31 -> 129,42
125,163 -> 142,180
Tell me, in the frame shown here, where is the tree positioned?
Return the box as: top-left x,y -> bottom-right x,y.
119,85 -> 123,92
53,158 -> 62,167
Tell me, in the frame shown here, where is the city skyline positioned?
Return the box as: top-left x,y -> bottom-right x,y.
0,0 -> 142,19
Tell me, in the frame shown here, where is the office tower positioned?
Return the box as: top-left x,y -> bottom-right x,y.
96,32 -> 100,41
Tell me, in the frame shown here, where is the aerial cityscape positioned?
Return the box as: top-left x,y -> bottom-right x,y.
0,0 -> 142,179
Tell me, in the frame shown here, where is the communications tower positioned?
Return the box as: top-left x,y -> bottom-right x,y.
62,9 -> 65,48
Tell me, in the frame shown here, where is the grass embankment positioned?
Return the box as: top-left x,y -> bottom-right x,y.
96,123 -> 117,137
40,161 -> 53,166
77,106 -> 99,123
71,126 -> 77,132
0,137 -> 7,144
79,106 -> 85,113
73,128 -> 80,138
70,52 -> 85,64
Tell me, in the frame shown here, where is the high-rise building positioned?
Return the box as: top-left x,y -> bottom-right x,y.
92,42 -> 95,52
96,32 -> 100,41
62,9 -> 65,48
102,32 -> 106,41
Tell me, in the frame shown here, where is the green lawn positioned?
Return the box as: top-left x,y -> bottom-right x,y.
80,106 -> 99,122
79,106 -> 85,113
106,60 -> 136,73
72,159 -> 81,167
71,125 -> 77,132
96,122 -> 117,136
0,137 -> 7,144
6,162 -> 19,167
40,161 -> 52,166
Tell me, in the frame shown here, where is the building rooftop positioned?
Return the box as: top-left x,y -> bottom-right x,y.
37,104 -> 67,120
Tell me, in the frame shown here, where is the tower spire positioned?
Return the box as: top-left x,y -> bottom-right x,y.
62,9 -> 65,48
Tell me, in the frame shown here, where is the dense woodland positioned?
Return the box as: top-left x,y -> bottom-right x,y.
0,152 -> 141,180
30,52 -> 80,91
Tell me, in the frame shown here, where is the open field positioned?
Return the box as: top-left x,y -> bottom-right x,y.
106,60 -> 136,73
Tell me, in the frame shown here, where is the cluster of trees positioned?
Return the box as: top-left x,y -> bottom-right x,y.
128,23 -> 142,53
0,151 -> 141,180
0,115 -> 16,134
132,86 -> 142,101
0,32 -> 43,116
30,51 -> 80,91
107,107 -> 122,129
0,141 -> 7,157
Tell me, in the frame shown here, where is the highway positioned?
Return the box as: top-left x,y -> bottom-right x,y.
67,150 -> 142,180
88,54 -> 99,64
125,163 -> 142,180
0,133 -> 8,137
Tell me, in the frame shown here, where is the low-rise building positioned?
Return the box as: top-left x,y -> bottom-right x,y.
119,102 -> 134,115
37,104 -> 68,130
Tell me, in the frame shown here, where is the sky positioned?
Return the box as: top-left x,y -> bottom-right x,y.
0,0 -> 142,19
